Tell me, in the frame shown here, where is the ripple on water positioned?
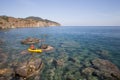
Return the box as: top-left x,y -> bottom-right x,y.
0,26 -> 120,80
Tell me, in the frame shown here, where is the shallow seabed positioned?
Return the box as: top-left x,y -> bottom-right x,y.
0,26 -> 120,80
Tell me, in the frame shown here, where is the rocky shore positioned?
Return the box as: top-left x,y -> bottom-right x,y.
0,16 -> 61,29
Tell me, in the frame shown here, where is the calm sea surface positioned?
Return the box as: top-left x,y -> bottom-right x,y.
0,26 -> 120,79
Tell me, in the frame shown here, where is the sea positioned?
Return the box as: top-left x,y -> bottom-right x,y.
0,26 -> 120,80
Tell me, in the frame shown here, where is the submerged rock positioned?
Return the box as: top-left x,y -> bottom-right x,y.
40,44 -> 48,49
15,58 -> 43,79
0,48 -> 2,52
52,59 -> 64,68
0,77 -> 8,80
91,58 -> 120,80
0,39 -> 3,44
21,37 -> 40,44
42,45 -> 54,52
96,50 -> 109,58
66,76 -> 76,80
82,67 -> 95,76
0,68 -> 13,76
0,53 -> 8,66
0,68 -> 13,80
68,57 -> 76,63
20,50 -> 29,55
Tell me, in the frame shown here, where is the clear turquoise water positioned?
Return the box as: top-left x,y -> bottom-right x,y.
0,26 -> 120,79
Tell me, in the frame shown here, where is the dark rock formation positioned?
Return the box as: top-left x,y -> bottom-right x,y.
0,16 -> 61,29
68,57 -> 76,63
21,37 -> 40,44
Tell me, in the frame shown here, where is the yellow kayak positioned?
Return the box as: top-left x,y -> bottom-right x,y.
28,48 -> 42,53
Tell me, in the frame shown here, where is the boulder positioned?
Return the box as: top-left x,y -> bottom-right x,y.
15,58 -> 43,79
91,58 -> 120,80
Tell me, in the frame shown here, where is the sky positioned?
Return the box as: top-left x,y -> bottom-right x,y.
0,0 -> 120,26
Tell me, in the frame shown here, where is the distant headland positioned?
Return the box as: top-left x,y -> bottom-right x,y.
0,16 -> 61,29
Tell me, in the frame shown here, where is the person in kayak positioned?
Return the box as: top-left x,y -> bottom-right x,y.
30,44 -> 35,50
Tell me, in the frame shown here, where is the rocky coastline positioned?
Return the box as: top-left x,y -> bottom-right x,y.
0,16 -> 61,29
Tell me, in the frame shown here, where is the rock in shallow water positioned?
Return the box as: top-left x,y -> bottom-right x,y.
42,45 -> 54,52
40,44 -> 48,49
82,67 -> 95,76
20,50 -> 29,55
0,68 -> 13,80
0,39 -> 5,45
91,58 -> 120,80
52,59 -> 64,68
15,58 -> 43,79
0,68 -> 13,75
21,37 -> 40,44
0,53 -> 8,66
68,57 -> 76,63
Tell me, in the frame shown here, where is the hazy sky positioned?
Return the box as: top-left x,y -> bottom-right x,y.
0,0 -> 120,26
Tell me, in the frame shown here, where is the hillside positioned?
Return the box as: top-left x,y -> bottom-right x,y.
0,16 -> 61,29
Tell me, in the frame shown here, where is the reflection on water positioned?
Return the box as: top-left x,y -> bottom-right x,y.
0,26 -> 120,80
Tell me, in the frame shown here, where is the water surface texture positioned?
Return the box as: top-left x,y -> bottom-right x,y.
0,26 -> 120,80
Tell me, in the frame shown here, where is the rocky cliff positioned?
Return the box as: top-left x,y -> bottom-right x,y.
0,16 -> 61,29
